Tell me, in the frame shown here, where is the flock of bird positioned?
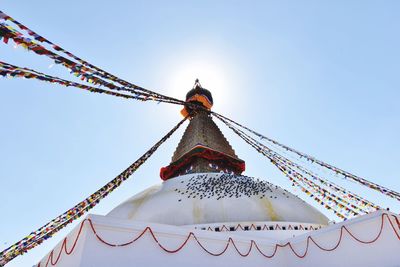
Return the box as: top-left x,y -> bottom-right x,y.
173,173 -> 300,202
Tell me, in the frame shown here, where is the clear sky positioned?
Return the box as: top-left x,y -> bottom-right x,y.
1,1 -> 399,266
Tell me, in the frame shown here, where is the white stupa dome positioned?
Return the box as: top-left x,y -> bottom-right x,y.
107,172 -> 329,226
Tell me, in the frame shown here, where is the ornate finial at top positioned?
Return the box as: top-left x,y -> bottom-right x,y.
193,78 -> 201,88
180,79 -> 213,117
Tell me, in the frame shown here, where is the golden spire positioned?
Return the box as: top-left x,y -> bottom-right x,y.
160,81 -> 245,180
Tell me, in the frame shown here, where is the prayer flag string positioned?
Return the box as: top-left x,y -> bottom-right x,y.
0,61 -> 187,106
213,113 -> 380,219
249,140 -> 380,214
249,136 -> 379,211
214,115 -> 348,218
0,11 -> 150,93
0,12 -> 184,105
0,117 -> 187,266
212,112 -> 400,202
0,61 -> 149,101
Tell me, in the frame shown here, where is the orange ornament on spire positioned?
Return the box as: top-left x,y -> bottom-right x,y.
180,79 -> 213,117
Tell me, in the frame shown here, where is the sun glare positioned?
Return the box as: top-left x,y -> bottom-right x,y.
163,52 -> 238,113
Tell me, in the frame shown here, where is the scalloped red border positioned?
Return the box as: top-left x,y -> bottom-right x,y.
38,213 -> 400,267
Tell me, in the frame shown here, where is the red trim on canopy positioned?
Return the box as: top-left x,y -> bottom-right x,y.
160,145 -> 245,180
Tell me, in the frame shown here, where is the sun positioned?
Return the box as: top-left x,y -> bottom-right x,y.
166,60 -> 234,112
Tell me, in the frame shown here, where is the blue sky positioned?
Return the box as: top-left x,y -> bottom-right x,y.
1,1 -> 399,266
